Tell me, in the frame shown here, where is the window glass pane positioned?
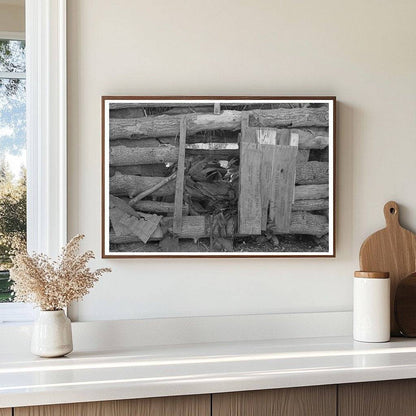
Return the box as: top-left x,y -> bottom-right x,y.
0,73 -> 26,303
0,40 -> 25,73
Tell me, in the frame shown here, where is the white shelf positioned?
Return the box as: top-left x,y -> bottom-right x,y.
2,335 -> 416,408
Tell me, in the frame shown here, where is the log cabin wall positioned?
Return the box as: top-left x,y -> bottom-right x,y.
107,103 -> 331,254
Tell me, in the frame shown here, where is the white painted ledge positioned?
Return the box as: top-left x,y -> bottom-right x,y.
0,311 -> 352,352
2,335 -> 416,408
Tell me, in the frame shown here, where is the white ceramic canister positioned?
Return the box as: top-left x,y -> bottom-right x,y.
31,310 -> 73,357
353,271 -> 390,343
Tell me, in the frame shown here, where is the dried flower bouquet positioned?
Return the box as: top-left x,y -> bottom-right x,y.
10,234 -> 111,311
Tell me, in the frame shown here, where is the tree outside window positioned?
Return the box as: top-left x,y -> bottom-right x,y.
0,38 -> 26,302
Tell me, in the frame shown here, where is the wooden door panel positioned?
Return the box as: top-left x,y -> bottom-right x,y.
0,409 -> 12,416
212,386 -> 336,416
15,394 -> 210,416
338,379 -> 416,416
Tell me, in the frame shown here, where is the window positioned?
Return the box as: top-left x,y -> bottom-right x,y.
0,0 -> 67,324
0,33 -> 26,306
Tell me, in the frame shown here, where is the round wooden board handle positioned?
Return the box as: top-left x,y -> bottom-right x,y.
384,201 -> 400,228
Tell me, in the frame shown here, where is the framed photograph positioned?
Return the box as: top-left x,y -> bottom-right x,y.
102,96 -> 336,257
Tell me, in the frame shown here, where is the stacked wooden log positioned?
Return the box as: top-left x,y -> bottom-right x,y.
108,103 -> 330,251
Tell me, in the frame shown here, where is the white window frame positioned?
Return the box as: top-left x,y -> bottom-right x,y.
0,0 -> 67,323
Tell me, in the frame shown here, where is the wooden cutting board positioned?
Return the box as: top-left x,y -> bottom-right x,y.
359,201 -> 416,335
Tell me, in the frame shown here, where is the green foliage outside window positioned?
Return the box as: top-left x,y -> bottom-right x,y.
0,160 -> 26,302
0,38 -> 27,302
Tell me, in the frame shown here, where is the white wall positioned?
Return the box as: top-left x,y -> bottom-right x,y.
67,0 -> 416,321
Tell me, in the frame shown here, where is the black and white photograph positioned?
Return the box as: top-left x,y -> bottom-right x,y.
102,97 -> 335,257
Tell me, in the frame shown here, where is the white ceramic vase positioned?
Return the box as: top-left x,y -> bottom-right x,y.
31,310 -> 73,358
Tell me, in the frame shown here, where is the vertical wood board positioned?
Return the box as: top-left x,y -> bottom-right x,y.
240,112 -> 257,144
278,129 -> 291,145
15,395 -> 210,416
260,143 -> 277,230
338,380 -> 416,416
238,142 -> 262,235
173,117 -> 187,235
290,132 -> 299,203
296,149 -> 310,164
269,145 -> 298,232
212,385 -> 336,416
256,128 -> 277,145
290,131 -> 299,147
0,409 -> 12,416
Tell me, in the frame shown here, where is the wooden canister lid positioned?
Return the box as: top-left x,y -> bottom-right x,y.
354,271 -> 390,279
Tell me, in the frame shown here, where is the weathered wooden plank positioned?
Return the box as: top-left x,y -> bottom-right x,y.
295,184 -> 329,200
269,145 -> 298,232
110,195 -> 141,219
110,108 -> 329,139
272,211 -> 328,237
239,115 -> 262,234
296,149 -> 310,163
290,131 -> 299,147
110,107 -> 145,119
109,211 -> 328,244
110,207 -> 133,237
110,164 -> 169,177
240,112 -> 256,144
120,213 -> 161,244
238,142 -> 262,235
173,117 -> 187,235
109,103 -> 211,110
110,172 -> 327,202
260,144 -> 276,231
111,138 -> 165,147
172,134 -> 240,145
278,129 -> 291,145
110,145 -> 178,166
292,198 -> 329,211
110,172 -> 176,198
129,172 -> 177,204
290,132 -> 300,206
256,128 -> 277,145
109,217 -> 208,244
111,142 -> 239,163
111,129 -> 325,149
109,202 -> 164,240
166,216 -> 208,239
129,200 -> 189,215
164,106 -> 214,115
253,108 -> 329,129
185,148 -> 239,160
294,129 -> 328,149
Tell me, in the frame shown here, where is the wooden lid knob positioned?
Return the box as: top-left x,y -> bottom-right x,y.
354,271 -> 390,279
